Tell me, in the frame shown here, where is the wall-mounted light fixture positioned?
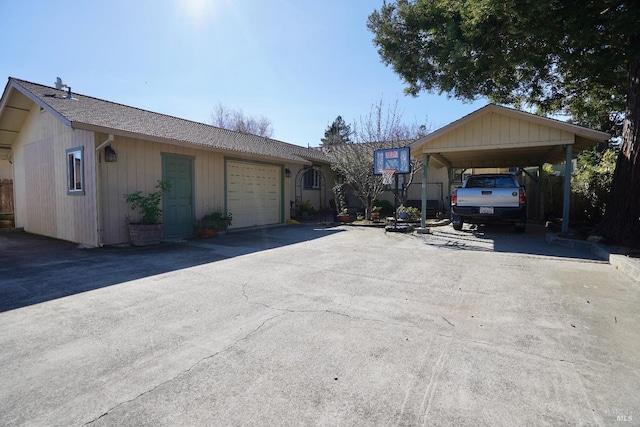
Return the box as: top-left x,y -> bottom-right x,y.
285,168 -> 292,178
104,145 -> 117,162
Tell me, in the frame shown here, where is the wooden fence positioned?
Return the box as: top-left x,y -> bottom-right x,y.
0,179 -> 14,214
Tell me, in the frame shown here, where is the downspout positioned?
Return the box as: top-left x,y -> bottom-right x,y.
96,133 -> 114,152
95,134 -> 114,246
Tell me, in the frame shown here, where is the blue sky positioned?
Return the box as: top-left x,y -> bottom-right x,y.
0,0 -> 486,147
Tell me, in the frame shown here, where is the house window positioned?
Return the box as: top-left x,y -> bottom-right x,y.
66,146 -> 85,195
304,169 -> 320,189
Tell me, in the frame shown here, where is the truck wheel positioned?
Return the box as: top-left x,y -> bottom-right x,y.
451,213 -> 463,230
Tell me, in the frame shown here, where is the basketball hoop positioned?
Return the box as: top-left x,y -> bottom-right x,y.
381,169 -> 396,185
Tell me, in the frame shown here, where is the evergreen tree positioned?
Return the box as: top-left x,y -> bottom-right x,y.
321,116 -> 352,146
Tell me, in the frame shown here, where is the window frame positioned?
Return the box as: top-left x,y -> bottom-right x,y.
66,146 -> 85,195
303,168 -> 320,190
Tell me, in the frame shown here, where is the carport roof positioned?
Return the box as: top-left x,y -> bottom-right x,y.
0,78 -> 330,164
410,104 -> 610,169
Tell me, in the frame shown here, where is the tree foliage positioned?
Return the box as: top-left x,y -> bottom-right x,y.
572,147 -> 618,222
368,1 -> 633,115
321,116 -> 352,146
210,102 -> 273,138
369,0 -> 640,246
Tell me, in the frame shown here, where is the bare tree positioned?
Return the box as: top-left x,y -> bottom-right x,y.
328,97 -> 431,217
210,102 -> 274,138
353,98 -> 430,204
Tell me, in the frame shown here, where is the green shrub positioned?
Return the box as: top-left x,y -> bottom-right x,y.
397,204 -> 421,221
200,207 -> 233,230
571,147 -> 616,222
300,200 -> 315,213
373,199 -> 394,217
125,180 -> 171,224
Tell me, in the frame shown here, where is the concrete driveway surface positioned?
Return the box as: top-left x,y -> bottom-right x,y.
0,225 -> 638,426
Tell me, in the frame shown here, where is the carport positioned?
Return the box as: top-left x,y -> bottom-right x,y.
411,104 -> 610,233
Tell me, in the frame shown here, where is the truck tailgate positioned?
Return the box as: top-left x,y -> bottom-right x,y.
457,188 -> 520,207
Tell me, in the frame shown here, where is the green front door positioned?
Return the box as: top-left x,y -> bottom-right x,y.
162,153 -> 194,236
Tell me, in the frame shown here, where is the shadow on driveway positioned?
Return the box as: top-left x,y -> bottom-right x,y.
0,225 -> 343,313
419,222 -> 603,261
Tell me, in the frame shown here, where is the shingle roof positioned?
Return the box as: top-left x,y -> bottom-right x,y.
9,78 -> 330,164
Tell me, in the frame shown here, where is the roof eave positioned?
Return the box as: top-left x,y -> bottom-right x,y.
410,103 -> 611,153
73,121 -> 312,165
2,78 -> 72,128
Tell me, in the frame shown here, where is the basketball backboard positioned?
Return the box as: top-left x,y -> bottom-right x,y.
373,147 -> 411,175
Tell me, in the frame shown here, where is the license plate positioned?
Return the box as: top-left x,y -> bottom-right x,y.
479,207 -> 494,214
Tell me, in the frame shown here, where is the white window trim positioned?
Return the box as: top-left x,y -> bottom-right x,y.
304,169 -> 320,190
66,146 -> 85,195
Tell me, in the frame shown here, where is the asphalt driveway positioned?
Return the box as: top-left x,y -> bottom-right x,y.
0,225 -> 638,426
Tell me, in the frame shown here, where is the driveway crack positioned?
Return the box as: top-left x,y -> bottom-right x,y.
244,280 -> 457,335
82,310 -> 285,426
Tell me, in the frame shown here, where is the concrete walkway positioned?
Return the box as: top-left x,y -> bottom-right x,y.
0,226 -> 638,426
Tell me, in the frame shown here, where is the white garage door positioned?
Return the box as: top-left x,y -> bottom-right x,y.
226,160 -> 282,228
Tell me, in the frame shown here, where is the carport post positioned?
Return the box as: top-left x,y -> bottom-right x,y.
562,145 -> 572,234
421,153 -> 430,228
538,165 -> 543,219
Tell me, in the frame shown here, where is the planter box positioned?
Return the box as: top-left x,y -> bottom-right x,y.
128,223 -> 163,246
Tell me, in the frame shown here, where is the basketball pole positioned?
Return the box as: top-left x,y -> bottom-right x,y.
394,173 -> 399,229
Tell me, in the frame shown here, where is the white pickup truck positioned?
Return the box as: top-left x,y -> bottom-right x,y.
451,173 -> 527,232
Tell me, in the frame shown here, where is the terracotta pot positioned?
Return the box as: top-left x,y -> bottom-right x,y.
337,214 -> 350,223
198,228 -> 216,238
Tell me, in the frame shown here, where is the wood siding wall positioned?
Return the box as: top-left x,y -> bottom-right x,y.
427,112 -> 574,151
12,107 -> 98,245
98,134 -> 228,245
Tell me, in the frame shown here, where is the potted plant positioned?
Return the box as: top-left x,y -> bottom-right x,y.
198,208 -> 232,236
0,213 -> 13,229
337,208 -> 350,223
124,180 -> 170,246
300,200 -> 314,220
333,182 -> 350,222
196,219 -> 217,238
370,205 -> 382,220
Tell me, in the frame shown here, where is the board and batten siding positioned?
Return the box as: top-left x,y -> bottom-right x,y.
12,106 -> 98,246
98,134 -> 226,245
426,112 -> 574,152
